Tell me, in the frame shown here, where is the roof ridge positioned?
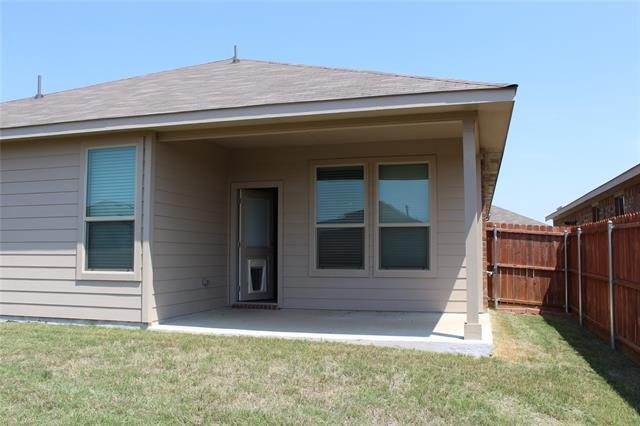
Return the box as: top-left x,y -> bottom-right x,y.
1,58 -> 234,104
244,58 -> 510,88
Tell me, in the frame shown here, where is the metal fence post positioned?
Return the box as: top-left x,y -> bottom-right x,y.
607,220 -> 615,349
577,227 -> 583,326
564,230 -> 569,313
493,226 -> 499,309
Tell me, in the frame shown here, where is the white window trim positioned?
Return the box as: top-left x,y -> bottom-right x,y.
373,156 -> 437,278
76,140 -> 143,282
309,159 -> 370,278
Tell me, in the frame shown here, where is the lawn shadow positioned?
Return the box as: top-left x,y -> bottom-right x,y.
541,313 -> 640,413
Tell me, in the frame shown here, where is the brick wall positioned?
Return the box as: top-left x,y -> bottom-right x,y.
625,183 -> 640,212
554,181 -> 640,225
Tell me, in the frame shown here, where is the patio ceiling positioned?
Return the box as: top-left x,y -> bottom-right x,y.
201,121 -> 462,148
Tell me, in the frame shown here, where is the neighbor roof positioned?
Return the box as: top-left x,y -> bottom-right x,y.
546,163 -> 640,221
0,58 -> 513,130
488,205 -> 545,226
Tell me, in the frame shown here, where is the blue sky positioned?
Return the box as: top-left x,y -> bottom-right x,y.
2,1 -> 639,222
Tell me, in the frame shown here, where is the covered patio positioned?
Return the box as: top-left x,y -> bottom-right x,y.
149,309 -> 493,356
144,73 -> 516,342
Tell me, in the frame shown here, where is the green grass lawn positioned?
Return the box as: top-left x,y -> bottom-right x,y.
1,311 -> 639,425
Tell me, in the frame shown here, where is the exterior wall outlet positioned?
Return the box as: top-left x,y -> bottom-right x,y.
201,278 -> 210,287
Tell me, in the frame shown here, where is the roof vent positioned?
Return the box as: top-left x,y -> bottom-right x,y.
231,45 -> 239,63
34,75 -> 44,99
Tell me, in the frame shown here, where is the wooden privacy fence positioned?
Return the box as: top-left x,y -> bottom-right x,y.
486,212 -> 640,361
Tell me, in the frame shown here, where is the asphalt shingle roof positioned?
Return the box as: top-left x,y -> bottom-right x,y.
488,206 -> 545,226
0,59 -> 512,129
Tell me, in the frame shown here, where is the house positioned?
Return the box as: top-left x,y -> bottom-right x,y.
0,58 -> 517,340
488,205 -> 544,225
546,164 -> 640,225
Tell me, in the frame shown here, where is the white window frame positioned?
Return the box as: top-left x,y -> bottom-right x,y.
76,140 -> 143,282
309,160 -> 369,277
373,157 -> 437,278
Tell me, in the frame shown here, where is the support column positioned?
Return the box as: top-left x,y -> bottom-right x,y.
463,118 -> 482,340
141,132 -> 156,324
476,154 -> 484,312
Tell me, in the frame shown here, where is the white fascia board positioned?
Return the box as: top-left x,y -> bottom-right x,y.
0,87 -> 517,141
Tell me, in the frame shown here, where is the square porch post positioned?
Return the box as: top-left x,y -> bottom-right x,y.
463,118 -> 482,340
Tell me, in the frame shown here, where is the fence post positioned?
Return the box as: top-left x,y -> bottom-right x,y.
577,227 -> 583,326
564,230 -> 569,314
607,220 -> 615,349
493,226 -> 499,309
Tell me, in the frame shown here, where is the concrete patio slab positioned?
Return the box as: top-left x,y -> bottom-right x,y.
150,309 -> 493,357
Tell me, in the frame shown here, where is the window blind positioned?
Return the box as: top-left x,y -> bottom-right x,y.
317,228 -> 364,269
87,146 -> 136,217
316,166 -> 364,224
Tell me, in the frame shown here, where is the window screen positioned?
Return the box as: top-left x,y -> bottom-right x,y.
315,166 -> 365,269
87,147 -> 136,217
85,146 -> 136,271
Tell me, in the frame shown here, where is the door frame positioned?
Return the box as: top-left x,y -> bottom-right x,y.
229,181 -> 283,306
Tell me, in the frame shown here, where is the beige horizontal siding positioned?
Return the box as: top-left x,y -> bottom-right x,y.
1,204 -> 78,218
149,137 -> 466,315
228,138 -> 467,312
0,279 -> 141,294
2,291 -> 141,309
279,277 -> 467,290
0,137 -> 143,323
1,255 -> 76,267
0,217 -> 78,230
0,304 -> 140,322
151,141 -> 229,322
0,241 -> 77,254
283,298 -> 467,312
0,166 -> 80,183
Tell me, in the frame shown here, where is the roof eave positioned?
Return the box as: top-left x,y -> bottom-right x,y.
545,163 -> 640,221
0,86 -> 517,142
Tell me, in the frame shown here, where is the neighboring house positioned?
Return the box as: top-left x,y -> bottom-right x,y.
488,205 -> 545,225
546,164 -> 640,225
0,58 -> 517,340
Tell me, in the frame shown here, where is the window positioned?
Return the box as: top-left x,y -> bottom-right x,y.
614,195 -> 625,216
80,146 -> 138,276
314,165 -> 365,271
592,206 -> 600,222
309,157 -> 435,278
376,163 -> 430,271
